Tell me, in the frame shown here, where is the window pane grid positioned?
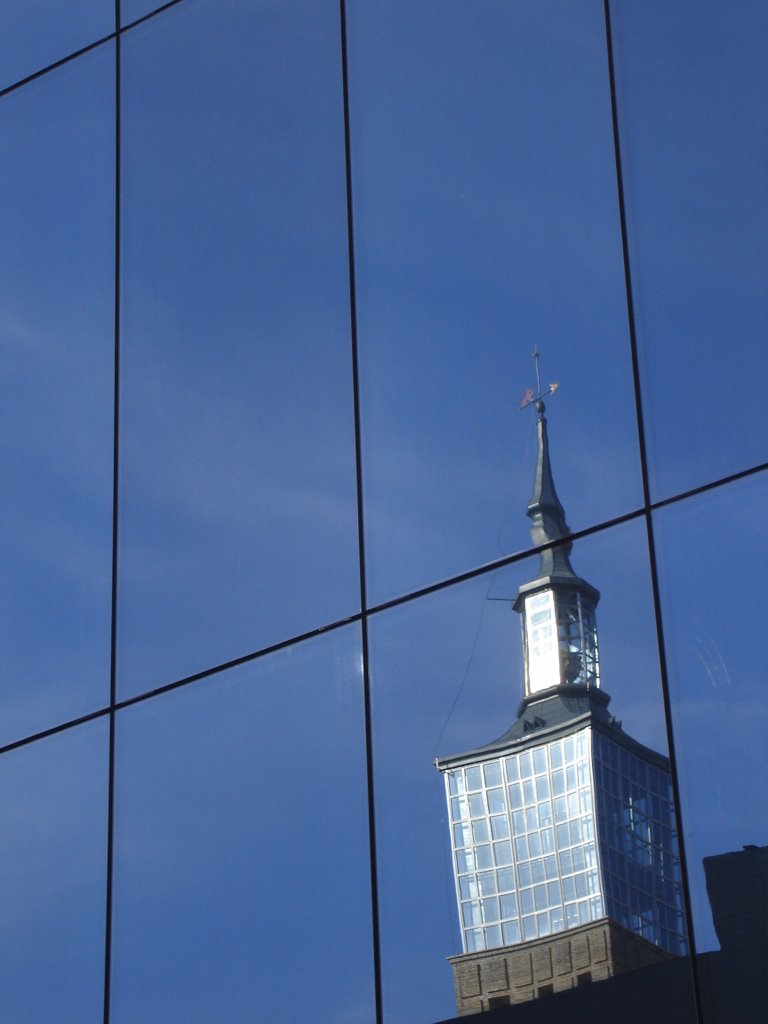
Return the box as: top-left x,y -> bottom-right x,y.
446,729 -> 605,953
594,733 -> 686,955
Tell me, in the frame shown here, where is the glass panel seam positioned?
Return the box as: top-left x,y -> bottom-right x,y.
338,0 -> 383,1020
604,2 -> 705,1017
103,3 -> 121,1021
6,461 -> 765,760
0,33 -> 116,101
120,0 -> 188,34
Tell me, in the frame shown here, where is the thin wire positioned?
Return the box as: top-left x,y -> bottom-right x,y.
497,404 -> 535,556
433,571 -> 498,757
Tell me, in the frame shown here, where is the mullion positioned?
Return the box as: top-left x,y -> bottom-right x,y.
602,2 -> 704,1020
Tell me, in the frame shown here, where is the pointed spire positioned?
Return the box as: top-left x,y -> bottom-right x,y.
528,400 -> 568,539
520,346 -> 581,585
526,400 -> 577,579
515,383 -> 601,698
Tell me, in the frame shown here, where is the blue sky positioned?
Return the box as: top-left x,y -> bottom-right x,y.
0,1 -> 765,1021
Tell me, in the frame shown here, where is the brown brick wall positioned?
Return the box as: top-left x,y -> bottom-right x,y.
449,918 -> 674,1016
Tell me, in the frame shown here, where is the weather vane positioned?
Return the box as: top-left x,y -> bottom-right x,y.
519,345 -> 559,410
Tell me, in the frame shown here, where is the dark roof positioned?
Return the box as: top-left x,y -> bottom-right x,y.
436,685 -> 670,771
527,402 -> 569,537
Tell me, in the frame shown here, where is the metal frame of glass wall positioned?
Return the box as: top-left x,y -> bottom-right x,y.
1,2 -> 765,1023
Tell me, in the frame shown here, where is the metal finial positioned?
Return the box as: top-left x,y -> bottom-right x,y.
519,346 -> 559,411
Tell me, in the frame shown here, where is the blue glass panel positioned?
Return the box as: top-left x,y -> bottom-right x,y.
473,820 -> 490,844
612,0 -> 768,498
487,787 -> 506,814
372,512 -> 679,1018
460,876 -> 478,901
0,46 -> 114,745
491,815 -> 510,840
500,894 -> 517,919
0,720 -> 108,1022
453,823 -> 471,849
468,793 -> 485,817
462,903 -> 481,928
530,860 -> 546,885
655,473 -> 768,981
448,771 -> 464,796
450,796 -> 467,822
348,0 -> 643,606
481,897 -> 500,924
121,0 -> 166,26
118,0 -> 358,699
0,1 -> 111,90
478,872 -> 496,897
476,846 -> 494,871
494,841 -> 513,867
110,626 -> 373,1022
498,868 -> 515,893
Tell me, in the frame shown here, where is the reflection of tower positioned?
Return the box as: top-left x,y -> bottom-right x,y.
436,399 -> 686,1015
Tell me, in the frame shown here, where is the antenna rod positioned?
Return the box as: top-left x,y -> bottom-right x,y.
519,346 -> 559,411
533,345 -> 542,397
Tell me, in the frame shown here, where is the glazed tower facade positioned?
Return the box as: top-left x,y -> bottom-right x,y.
437,402 -> 686,1014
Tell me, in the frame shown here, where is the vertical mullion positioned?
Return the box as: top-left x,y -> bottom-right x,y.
602,3 -> 704,1021
338,2 -> 383,1021
103,3 -> 122,1022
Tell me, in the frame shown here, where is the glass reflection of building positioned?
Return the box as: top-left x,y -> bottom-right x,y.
438,401 -> 685,1013
1,3 -> 765,1024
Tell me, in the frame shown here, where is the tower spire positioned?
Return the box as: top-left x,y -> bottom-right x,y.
519,349 -> 573,579
436,354 -> 684,1006
515,352 -> 600,697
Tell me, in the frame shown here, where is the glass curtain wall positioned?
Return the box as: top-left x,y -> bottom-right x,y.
0,2 -> 764,1024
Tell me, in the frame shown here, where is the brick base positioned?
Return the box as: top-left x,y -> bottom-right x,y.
449,918 -> 673,1015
